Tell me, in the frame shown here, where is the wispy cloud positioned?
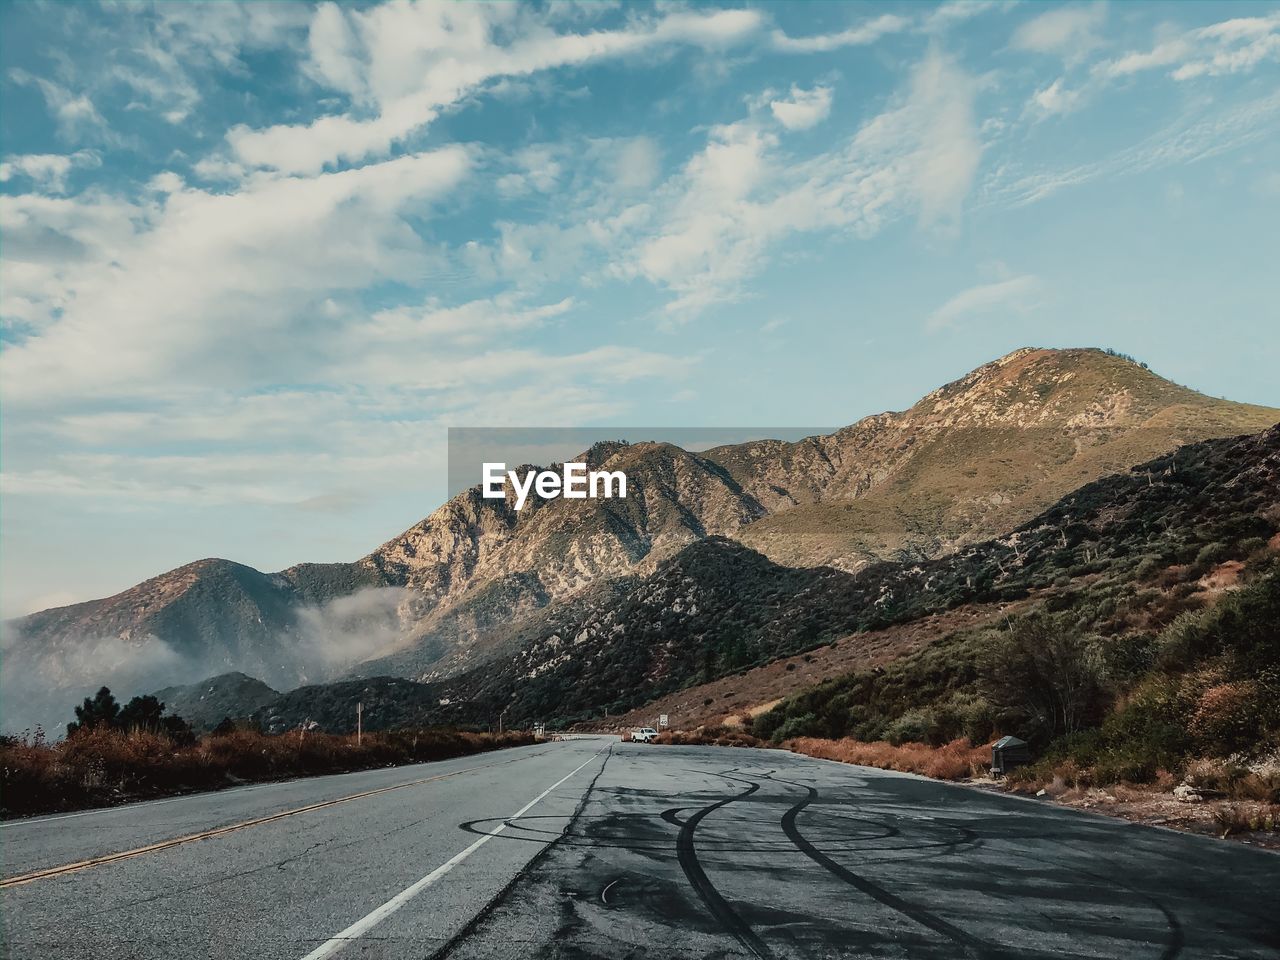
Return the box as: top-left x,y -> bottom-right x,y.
0,151 -> 99,194
1095,11 -> 1280,81
1011,4 -> 1107,64
227,5 -> 766,176
770,85 -> 834,130
772,14 -> 910,53
987,91 -> 1280,206
2,0 -> 1277,618
926,275 -> 1039,332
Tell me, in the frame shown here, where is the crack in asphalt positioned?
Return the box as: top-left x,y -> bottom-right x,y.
48,811 -> 442,927
430,744 -> 615,960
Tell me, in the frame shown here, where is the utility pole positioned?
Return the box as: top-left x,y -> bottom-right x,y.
356,701 -> 363,746
499,704 -> 510,735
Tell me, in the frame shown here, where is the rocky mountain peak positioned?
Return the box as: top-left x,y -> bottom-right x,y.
6,348 -> 1275,734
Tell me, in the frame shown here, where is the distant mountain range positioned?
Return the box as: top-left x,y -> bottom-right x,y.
4,347 -> 1276,734
253,423 -> 1280,733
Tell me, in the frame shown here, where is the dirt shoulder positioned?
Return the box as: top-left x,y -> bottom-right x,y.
985,779 -> 1280,851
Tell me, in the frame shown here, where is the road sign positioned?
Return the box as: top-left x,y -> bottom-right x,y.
659,714 -> 669,728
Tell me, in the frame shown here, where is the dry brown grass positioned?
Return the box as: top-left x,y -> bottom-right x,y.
655,726 -> 762,748
1181,757 -> 1280,802
1213,803 -> 1280,837
783,736 -> 991,780
0,726 -> 534,817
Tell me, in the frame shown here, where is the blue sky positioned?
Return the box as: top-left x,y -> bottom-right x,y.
1,1 -> 1278,618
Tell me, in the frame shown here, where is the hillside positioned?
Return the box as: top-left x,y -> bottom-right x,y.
723,348 -> 1278,568
253,424 -> 1280,735
5,348 -> 1275,734
151,673 -> 281,732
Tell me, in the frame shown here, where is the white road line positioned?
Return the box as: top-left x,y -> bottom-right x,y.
298,750 -> 604,960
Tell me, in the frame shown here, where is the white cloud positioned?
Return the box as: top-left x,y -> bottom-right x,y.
495,145 -> 564,197
986,91 -> 1280,206
1026,77 -> 1085,118
924,1 -> 1008,33
1011,5 -> 1107,63
1096,11 -> 1280,81
112,2 -> 311,122
230,4 -> 765,175
770,85 -> 834,130
0,151 -> 98,193
926,275 -> 1039,331
10,70 -> 112,142
1,147 -> 472,405
860,51 -> 982,228
611,137 -> 662,190
601,51 -> 981,317
772,14 -> 909,53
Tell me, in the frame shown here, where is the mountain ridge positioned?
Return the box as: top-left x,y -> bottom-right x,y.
252,422 -> 1280,733
4,347 -> 1276,733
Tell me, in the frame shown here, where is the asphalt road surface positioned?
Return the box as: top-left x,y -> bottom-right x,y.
2,737 -> 1277,959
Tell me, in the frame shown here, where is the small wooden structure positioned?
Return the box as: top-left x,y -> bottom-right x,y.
991,735 -> 1031,776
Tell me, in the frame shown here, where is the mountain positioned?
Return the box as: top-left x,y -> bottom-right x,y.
718,347 -> 1279,568
346,348 -> 1277,682
4,348 -> 1276,733
0,560 -> 390,734
151,672 -> 280,732
254,422 -> 1280,734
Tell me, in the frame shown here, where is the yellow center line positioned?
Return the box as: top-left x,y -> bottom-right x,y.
1,746 -> 557,889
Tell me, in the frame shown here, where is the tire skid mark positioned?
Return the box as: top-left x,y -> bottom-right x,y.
660,808 -> 689,827
1072,867 -> 1184,960
771,774 -> 1012,960
675,773 -> 776,960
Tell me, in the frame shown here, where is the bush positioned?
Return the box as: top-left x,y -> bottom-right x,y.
785,736 -> 990,781
1192,542 -> 1230,573
883,709 -> 937,745
656,726 -> 761,748
1133,556 -> 1162,582
1214,803 -> 1280,837
0,726 -> 535,817
1189,682 -> 1263,755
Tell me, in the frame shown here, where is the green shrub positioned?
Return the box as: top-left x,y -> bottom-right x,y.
884,709 -> 937,746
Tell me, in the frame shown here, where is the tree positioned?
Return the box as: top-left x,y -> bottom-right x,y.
211,716 -> 237,736
67,686 -> 120,737
118,695 -> 166,731
982,616 -> 1108,745
66,687 -> 195,744
160,714 -> 196,746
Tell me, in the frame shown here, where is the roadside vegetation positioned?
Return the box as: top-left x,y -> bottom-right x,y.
652,727 -> 989,781
784,737 -> 991,780
737,429 -> 1280,840
754,501 -> 1279,769
0,686 -> 534,817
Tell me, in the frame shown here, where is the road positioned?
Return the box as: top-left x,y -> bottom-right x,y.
2,737 -> 1277,959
